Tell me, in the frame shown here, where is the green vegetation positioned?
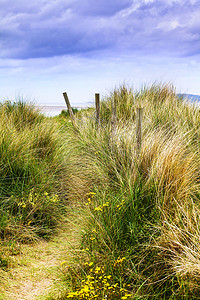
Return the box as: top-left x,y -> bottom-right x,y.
59,108 -> 79,118
0,100 -> 68,248
1,84 -> 200,299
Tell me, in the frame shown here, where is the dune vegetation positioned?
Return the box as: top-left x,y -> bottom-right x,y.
0,83 -> 200,299
0,100 -> 69,246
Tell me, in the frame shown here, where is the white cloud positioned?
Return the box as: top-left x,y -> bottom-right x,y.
0,0 -> 200,106
0,0 -> 200,59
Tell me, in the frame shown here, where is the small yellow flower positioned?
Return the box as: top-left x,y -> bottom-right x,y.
95,267 -> 101,274
114,283 -> 118,287
86,275 -> 94,279
94,206 -> 102,211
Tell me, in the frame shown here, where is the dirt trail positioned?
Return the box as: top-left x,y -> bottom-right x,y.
0,223 -> 79,300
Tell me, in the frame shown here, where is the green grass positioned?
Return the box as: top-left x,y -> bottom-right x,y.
1,84 -> 200,299
59,107 -> 79,118
0,100 -> 68,243
50,83 -> 200,299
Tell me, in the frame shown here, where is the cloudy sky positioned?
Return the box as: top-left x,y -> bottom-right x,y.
0,0 -> 200,106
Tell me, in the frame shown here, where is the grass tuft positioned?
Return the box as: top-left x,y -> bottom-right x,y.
1,84 -> 200,299
0,99 -> 68,243
54,83 -> 200,299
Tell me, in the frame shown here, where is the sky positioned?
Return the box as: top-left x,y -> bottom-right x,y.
0,0 -> 200,107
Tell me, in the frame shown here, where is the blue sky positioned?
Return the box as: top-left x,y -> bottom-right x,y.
0,0 -> 200,106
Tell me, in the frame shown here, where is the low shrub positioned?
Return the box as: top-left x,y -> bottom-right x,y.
59,108 -> 79,118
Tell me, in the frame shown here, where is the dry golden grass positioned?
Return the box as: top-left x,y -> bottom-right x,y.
61,83 -> 200,298
1,84 -> 200,299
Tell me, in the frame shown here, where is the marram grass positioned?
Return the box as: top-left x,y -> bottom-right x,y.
54,83 -> 200,299
1,84 -> 200,299
0,100 -> 68,245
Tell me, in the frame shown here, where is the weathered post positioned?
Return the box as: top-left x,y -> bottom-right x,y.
111,95 -> 117,137
95,93 -> 100,131
136,107 -> 143,156
63,92 -> 77,129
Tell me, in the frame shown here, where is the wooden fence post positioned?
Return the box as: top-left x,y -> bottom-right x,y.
136,107 -> 143,156
95,93 -> 100,130
111,96 -> 117,136
63,92 -> 77,129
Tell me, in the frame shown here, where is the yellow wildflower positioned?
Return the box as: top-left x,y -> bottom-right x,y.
95,206 -> 103,211
94,267 -> 101,274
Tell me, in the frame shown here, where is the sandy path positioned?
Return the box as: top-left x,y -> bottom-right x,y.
0,222 -> 79,300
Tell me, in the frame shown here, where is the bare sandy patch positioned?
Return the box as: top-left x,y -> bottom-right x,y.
0,222 -> 80,300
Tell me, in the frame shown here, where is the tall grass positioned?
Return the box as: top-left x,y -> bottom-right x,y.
0,100 -> 68,245
54,83 -> 200,299
1,86 -> 199,299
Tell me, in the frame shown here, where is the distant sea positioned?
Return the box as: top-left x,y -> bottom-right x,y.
37,102 -> 94,117
37,95 -> 200,117
179,94 -> 200,103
